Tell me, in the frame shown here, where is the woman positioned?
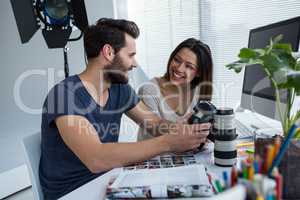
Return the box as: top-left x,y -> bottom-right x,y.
138,38 -> 213,141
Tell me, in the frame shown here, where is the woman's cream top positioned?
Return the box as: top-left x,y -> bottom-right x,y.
137,78 -> 200,141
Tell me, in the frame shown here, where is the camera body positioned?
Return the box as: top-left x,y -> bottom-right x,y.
188,101 -> 237,166
188,100 -> 217,148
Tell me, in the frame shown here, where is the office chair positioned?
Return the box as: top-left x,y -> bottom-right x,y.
22,132 -> 43,200
119,66 -> 150,142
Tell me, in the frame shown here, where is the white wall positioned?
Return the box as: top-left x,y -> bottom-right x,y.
0,0 -> 114,196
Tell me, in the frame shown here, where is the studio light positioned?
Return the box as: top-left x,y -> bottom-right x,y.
44,0 -> 70,26
11,0 -> 88,48
10,0 -> 89,77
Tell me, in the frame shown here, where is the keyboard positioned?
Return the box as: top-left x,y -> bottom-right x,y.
235,118 -> 255,139
235,111 -> 282,139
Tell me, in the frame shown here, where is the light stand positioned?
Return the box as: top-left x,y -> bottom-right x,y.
63,46 -> 69,78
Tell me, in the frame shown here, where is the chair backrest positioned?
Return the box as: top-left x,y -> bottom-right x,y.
22,132 -> 43,200
128,66 -> 149,92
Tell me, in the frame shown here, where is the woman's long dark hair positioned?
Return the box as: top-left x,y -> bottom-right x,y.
164,38 -> 213,101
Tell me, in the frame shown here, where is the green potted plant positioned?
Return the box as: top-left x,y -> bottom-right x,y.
226,35 -> 300,199
226,35 -> 300,137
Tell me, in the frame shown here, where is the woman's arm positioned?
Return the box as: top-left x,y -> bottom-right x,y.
135,81 -> 166,138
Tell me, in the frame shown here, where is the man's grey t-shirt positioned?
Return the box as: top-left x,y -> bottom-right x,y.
39,75 -> 140,199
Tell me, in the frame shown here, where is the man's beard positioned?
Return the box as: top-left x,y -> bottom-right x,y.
104,55 -> 131,84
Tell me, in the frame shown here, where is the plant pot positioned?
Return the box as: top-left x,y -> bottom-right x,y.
255,137 -> 300,200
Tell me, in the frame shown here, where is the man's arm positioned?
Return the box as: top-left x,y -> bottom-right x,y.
55,115 -> 170,173
55,114 -> 207,174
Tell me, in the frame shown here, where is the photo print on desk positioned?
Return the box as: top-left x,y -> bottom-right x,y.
123,151 -> 198,171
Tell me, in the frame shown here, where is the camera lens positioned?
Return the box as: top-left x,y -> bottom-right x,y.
213,107 -> 237,167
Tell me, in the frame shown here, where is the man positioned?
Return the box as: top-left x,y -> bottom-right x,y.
39,18 -> 210,199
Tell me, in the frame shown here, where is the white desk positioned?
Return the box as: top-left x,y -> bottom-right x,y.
59,168 -> 121,200
59,144 -> 244,200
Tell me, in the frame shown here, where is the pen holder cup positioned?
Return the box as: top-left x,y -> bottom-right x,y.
255,137 -> 300,200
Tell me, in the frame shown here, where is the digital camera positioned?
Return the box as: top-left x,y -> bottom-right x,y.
188,101 -> 237,166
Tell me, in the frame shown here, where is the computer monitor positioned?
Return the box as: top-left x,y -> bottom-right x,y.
240,16 -> 300,120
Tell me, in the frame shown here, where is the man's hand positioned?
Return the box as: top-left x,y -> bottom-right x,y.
170,122 -> 211,136
162,123 -> 211,153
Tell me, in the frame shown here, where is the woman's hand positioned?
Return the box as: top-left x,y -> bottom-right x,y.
176,112 -> 194,124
